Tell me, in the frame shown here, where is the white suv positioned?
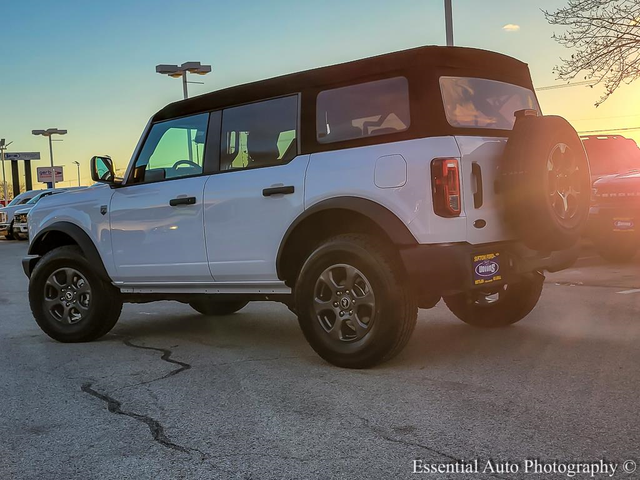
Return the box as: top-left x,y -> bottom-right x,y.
23,47 -> 590,368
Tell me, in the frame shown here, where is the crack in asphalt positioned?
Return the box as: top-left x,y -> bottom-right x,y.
114,339 -> 192,391
81,382 -> 196,455
358,417 -> 507,480
80,339 -> 207,459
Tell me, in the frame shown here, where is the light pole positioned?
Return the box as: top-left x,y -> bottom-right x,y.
32,128 -> 67,189
155,61 -> 212,100
444,0 -> 454,46
0,139 -> 13,204
156,61 -> 212,162
73,161 -> 81,186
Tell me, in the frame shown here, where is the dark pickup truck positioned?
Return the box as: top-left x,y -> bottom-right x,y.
583,135 -> 640,262
589,171 -> 640,262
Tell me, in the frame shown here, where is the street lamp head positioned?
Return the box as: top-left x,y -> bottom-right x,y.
194,65 -> 212,75
182,61 -> 211,75
157,62 -> 211,77
73,161 -> 80,166
33,128 -> 67,136
156,64 -> 181,76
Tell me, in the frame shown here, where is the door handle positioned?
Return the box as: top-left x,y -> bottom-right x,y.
262,185 -> 295,197
471,163 -> 483,209
169,196 -> 196,206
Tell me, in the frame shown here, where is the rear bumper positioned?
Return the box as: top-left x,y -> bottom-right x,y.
400,241 -> 579,296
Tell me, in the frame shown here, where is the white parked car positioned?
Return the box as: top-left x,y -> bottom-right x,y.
12,188 -> 85,240
23,46 -> 590,368
0,190 -> 41,239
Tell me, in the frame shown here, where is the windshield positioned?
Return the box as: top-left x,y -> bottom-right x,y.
583,138 -> 640,175
7,195 -> 34,207
440,76 -> 540,130
25,193 -> 48,205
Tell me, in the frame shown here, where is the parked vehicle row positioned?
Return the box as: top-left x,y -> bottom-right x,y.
0,188 -> 84,240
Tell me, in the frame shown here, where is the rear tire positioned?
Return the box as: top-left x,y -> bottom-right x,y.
189,300 -> 249,316
295,234 -> 417,369
443,273 -> 544,328
29,246 -> 122,342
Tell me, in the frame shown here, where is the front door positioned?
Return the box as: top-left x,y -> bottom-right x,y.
110,113 -> 214,283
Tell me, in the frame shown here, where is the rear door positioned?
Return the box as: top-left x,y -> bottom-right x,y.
203,95 -> 307,282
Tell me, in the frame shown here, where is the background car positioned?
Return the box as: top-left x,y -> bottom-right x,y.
11,187 -> 85,241
582,135 -> 640,184
582,135 -> 640,262
0,190 -> 42,240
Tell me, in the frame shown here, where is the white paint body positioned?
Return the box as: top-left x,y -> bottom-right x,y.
28,133 -> 511,292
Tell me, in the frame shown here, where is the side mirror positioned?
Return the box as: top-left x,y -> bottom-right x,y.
90,156 -> 116,183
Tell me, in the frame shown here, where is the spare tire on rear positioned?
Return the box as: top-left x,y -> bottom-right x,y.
501,114 -> 590,251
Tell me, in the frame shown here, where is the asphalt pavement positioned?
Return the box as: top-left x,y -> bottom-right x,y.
1,240 -> 638,479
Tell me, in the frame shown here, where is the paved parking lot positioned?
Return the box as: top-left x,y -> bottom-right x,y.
1,240 -> 638,479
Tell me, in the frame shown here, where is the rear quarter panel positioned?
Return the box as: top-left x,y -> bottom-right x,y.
305,136 -> 467,244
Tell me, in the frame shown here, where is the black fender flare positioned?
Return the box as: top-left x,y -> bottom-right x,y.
276,196 -> 417,279
28,222 -> 111,281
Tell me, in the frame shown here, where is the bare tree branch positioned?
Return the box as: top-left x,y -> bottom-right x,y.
544,0 -> 640,106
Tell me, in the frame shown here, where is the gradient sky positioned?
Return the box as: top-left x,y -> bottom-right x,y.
1,0 -> 639,189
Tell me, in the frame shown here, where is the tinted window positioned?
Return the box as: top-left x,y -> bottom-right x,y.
583,138 -> 640,175
316,77 -> 410,144
220,96 -> 298,171
132,113 -> 209,184
440,76 -> 540,130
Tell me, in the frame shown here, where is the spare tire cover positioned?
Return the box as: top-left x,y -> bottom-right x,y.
501,115 -> 591,251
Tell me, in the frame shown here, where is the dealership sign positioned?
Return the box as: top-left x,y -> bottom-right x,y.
3,152 -> 41,161
37,166 -> 64,183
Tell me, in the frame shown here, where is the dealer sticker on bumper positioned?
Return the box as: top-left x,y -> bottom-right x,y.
613,218 -> 635,232
473,252 -> 502,286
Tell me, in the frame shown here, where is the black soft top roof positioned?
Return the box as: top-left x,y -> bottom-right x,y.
153,46 -> 534,122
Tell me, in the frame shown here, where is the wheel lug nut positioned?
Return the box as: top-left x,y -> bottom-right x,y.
333,302 -> 339,307
339,311 -> 345,317
349,310 -> 353,315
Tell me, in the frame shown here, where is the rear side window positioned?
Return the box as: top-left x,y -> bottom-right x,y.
440,76 -> 540,130
316,77 -> 410,144
220,95 -> 298,171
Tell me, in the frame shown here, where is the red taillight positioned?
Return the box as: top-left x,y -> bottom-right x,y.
431,158 -> 461,217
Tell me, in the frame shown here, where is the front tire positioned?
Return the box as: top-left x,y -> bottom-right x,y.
189,300 -> 249,316
5,221 -> 15,240
295,234 -> 417,369
29,246 -> 122,342
443,273 -> 544,328
595,234 -> 638,263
